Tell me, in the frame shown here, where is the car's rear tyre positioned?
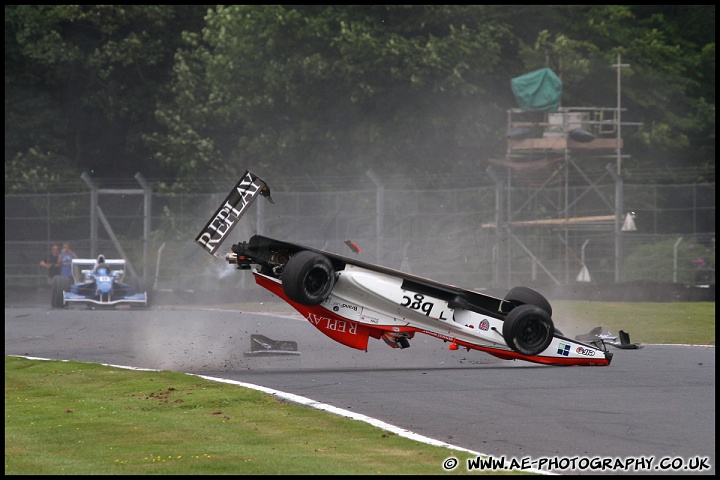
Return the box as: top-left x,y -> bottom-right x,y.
50,275 -> 71,308
503,286 -> 552,317
282,250 -> 335,306
502,304 -> 554,356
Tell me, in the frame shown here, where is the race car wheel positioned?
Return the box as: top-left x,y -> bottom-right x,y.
502,304 -> 554,356
503,286 -> 552,317
50,275 -> 71,308
282,250 -> 335,306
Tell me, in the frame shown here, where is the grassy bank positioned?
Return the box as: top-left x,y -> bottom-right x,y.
5,356 -> 504,475
550,300 -> 715,345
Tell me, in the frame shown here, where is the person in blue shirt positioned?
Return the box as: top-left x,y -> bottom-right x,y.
58,243 -> 77,277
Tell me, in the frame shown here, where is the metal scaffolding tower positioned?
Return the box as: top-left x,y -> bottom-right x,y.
486,56 -> 637,287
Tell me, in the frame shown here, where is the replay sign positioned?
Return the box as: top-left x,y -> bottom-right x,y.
195,171 -> 273,256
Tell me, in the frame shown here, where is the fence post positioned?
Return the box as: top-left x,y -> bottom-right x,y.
366,169 -> 384,263
673,237 -> 683,283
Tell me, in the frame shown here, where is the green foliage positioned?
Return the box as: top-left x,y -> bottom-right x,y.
623,237 -> 715,284
5,5 -> 206,190
5,6 -> 716,192
149,5 -> 717,189
151,5 -> 516,188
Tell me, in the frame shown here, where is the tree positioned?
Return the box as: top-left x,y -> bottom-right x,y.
150,5 -> 517,189
5,6 -> 715,192
5,5 -> 207,192
150,5 -> 715,191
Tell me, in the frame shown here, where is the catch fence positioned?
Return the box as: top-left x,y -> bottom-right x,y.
4,179 -> 715,296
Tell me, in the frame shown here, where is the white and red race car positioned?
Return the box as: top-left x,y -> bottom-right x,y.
196,171 -> 612,367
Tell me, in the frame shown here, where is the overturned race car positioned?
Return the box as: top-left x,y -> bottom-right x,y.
51,256 -> 149,309
196,171 -> 612,367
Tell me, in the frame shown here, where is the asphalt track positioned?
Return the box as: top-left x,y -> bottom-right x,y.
5,304 -> 715,475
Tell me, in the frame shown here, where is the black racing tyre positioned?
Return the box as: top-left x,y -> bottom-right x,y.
503,286 -> 552,317
282,250 -> 335,306
502,304 -> 554,356
50,275 -> 71,308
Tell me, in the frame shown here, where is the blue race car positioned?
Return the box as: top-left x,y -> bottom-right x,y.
51,255 -> 149,309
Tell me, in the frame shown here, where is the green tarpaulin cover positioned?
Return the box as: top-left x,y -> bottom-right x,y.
511,68 -> 562,112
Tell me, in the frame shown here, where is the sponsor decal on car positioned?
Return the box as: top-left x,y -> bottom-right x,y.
421,330 -> 455,342
479,319 -> 490,331
196,171 -> 272,256
400,292 -> 449,320
576,346 -> 596,356
557,342 -> 571,356
361,315 -> 380,324
307,312 -> 358,335
335,303 -> 358,311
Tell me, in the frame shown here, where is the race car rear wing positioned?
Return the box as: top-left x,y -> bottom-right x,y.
195,170 -> 274,257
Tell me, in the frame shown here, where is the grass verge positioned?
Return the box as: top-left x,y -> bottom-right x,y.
5,356 -> 517,475
209,299 -> 716,345
551,301 -> 715,345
